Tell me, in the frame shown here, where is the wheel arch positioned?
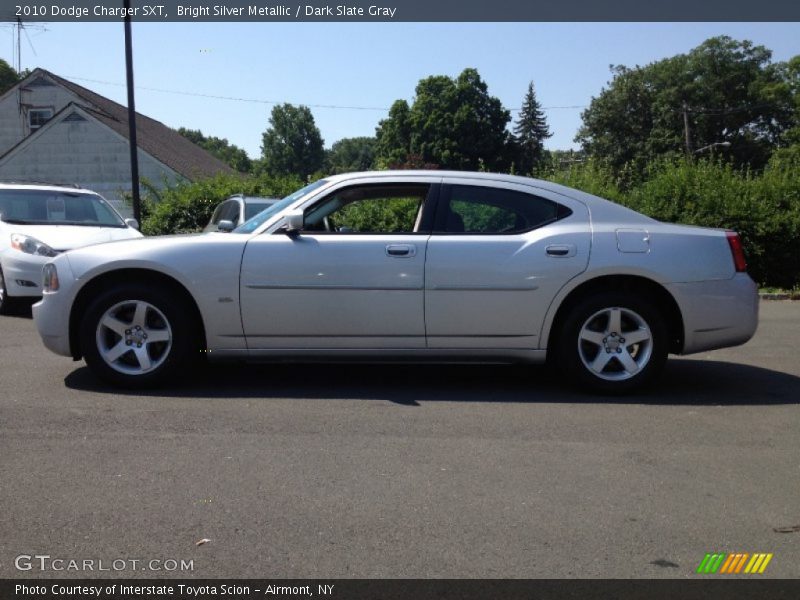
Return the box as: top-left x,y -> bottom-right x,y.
68,268 -> 207,360
544,274 -> 685,358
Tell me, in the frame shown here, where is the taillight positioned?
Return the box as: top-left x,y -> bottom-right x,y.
726,231 -> 747,273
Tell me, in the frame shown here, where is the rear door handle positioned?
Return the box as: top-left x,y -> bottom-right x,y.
386,244 -> 416,258
546,244 -> 577,257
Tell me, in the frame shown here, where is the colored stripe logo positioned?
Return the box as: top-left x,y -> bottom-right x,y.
696,552 -> 773,574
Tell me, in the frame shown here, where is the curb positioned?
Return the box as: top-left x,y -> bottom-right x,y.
759,293 -> 800,301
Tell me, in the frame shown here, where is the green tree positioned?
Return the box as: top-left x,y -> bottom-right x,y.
326,136 -> 376,174
375,100 -> 412,167
780,55 -> 800,145
376,69 -> 511,171
577,36 -> 795,174
0,58 -> 21,95
177,128 -> 252,172
260,104 -> 325,180
513,82 -> 552,174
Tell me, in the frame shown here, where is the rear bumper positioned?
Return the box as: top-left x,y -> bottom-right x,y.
666,274 -> 759,355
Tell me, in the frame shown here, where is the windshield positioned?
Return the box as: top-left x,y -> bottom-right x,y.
0,190 -> 126,227
234,179 -> 329,234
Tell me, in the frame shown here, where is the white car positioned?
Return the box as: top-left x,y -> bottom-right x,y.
0,183 -> 142,314
32,171 -> 758,393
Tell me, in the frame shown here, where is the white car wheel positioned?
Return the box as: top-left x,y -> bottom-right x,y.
0,267 -> 20,315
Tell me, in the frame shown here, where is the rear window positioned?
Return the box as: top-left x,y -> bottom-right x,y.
436,185 -> 570,234
0,190 -> 125,227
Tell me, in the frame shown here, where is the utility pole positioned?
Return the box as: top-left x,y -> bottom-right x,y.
16,18 -> 21,75
682,101 -> 693,156
123,0 -> 141,223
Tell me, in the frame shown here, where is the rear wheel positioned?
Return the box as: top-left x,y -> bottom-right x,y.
557,292 -> 668,394
80,284 -> 198,387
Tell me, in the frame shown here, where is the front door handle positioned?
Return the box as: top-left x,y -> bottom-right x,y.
546,244 -> 577,257
386,244 -> 416,258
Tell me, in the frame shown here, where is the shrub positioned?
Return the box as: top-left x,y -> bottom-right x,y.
140,173 -> 303,236
542,154 -> 800,287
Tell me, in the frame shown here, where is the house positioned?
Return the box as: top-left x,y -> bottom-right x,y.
0,68 -> 234,215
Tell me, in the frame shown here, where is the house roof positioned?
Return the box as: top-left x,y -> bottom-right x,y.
11,69 -> 236,180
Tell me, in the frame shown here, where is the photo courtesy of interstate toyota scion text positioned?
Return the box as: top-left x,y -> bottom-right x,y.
31,171 -> 758,394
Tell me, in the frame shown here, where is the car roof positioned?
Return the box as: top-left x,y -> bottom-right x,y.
319,170 -> 655,224
226,194 -> 279,204
0,181 -> 98,194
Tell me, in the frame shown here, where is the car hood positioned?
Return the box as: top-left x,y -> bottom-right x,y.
9,224 -> 142,250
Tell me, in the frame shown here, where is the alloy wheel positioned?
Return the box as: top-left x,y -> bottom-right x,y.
95,300 -> 173,375
577,306 -> 653,382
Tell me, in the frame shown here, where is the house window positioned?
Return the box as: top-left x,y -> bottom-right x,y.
29,108 -> 54,131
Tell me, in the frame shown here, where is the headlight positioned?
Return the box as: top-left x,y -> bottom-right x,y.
42,263 -> 60,292
10,233 -> 58,257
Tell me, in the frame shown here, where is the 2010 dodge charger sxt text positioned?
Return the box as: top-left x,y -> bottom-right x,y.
32,171 -> 758,393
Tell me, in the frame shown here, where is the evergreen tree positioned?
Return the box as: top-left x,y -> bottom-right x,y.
513,82 -> 552,174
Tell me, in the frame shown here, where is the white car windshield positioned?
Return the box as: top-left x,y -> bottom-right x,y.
234,179 -> 329,233
0,190 -> 125,227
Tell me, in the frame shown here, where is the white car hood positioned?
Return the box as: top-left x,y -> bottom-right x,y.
10,224 -> 142,251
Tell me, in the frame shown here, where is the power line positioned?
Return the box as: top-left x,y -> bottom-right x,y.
61,74 -> 589,113
61,74 -> 391,111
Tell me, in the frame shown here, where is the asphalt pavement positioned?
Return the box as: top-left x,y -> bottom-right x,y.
1,301 -> 799,579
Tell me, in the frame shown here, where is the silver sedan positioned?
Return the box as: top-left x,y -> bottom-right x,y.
33,171 -> 758,393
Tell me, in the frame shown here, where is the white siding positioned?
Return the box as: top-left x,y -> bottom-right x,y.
0,116 -> 181,216
0,82 -> 77,156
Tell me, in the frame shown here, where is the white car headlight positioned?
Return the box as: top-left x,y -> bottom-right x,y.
10,233 -> 58,257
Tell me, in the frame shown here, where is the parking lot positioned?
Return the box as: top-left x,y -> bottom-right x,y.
1,300 -> 799,579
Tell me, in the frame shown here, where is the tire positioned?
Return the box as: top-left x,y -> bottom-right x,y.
0,266 -> 21,316
79,283 -> 198,388
556,292 -> 668,394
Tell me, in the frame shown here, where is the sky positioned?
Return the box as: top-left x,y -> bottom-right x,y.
2,22 -> 798,159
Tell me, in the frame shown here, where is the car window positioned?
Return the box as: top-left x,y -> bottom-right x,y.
209,203 -> 226,225
0,190 -> 125,227
244,201 -> 274,220
436,185 -> 566,234
303,184 -> 429,234
235,179 -> 329,234
221,200 -> 241,223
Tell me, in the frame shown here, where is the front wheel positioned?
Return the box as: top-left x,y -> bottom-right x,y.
80,284 -> 197,388
0,266 -> 21,315
556,293 -> 668,394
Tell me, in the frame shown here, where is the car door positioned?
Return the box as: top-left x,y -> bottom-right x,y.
240,181 -> 435,350
425,179 -> 590,349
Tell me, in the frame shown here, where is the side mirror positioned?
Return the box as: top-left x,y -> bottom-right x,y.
124,218 -> 140,230
217,219 -> 235,233
282,209 -> 304,236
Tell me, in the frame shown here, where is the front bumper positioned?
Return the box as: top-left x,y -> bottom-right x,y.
1,251 -> 48,298
666,273 -> 759,355
32,257 -> 77,358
